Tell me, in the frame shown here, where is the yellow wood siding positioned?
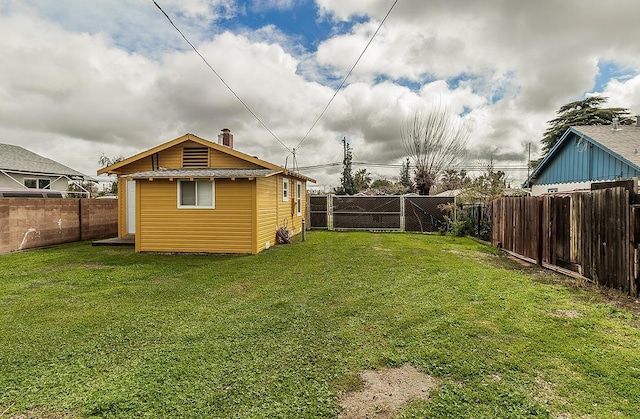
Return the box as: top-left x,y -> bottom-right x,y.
115,141 -> 262,175
114,148 -> 180,174
136,179 -> 254,253
274,175 -> 307,237
117,158 -> 153,176
210,149 -> 262,168
256,176 -> 278,252
117,178 -> 127,237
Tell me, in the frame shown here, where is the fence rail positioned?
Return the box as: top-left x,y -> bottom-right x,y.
308,195 -> 453,232
492,185 -> 637,296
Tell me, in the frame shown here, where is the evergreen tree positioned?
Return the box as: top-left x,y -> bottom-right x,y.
399,158 -> 413,191
335,139 -> 356,195
540,96 -> 631,156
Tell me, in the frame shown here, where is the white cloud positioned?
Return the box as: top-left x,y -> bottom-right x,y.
1,0 -> 640,190
602,76 -> 640,117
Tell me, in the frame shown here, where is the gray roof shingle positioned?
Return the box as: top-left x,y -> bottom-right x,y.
126,168 -> 281,179
572,125 -> 640,168
0,143 -> 86,177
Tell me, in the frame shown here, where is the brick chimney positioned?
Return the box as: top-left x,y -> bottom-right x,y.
218,128 -> 233,148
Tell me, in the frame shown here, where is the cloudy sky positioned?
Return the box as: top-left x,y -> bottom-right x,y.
1,0 -> 639,190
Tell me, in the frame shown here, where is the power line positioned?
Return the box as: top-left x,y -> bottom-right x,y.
293,0 -> 399,151
152,0 -> 292,153
298,161 -> 530,171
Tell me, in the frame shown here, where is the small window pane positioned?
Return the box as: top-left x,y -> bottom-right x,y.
38,179 -> 51,189
283,179 -> 289,201
196,180 -> 213,206
181,181 -> 196,206
24,179 -> 37,188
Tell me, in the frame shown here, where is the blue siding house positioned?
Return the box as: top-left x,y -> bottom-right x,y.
524,124 -> 640,195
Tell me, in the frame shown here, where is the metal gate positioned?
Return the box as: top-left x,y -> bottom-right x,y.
309,195 -> 328,229
404,196 -> 453,232
332,196 -> 401,230
308,195 -> 454,232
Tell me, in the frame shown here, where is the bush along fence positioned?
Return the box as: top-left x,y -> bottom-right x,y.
308,195 -> 454,232
0,198 -> 118,254
492,180 -> 639,296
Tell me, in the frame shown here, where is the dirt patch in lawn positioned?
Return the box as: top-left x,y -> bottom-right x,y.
338,365 -> 439,418
549,309 -> 584,319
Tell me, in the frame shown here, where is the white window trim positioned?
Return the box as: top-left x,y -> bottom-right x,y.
177,179 -> 215,209
296,181 -> 302,216
282,178 -> 289,202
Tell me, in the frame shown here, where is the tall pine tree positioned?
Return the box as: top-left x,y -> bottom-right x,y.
335,139 -> 356,195
399,157 -> 413,191
540,96 -> 631,156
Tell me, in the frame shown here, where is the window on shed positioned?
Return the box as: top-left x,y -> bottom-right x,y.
296,181 -> 302,216
282,178 -> 289,201
24,178 -> 49,189
24,178 -> 37,188
178,180 -> 215,208
182,147 -> 209,168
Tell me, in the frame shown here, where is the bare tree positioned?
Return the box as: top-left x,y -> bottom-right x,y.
401,105 -> 470,195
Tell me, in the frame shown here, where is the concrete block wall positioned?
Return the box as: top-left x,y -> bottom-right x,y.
0,198 -> 118,254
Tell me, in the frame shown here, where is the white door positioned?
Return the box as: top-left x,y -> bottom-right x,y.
126,180 -> 136,234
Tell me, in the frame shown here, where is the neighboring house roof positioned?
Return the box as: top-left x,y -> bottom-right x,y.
524,125 -> 640,187
126,168 -> 280,179
98,133 -> 315,183
0,143 -> 86,177
433,189 -> 462,197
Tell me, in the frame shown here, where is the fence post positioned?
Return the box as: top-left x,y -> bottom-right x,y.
302,219 -> 306,241
400,195 -> 405,232
328,194 -> 333,231
537,197 -> 543,265
477,204 -> 482,237
78,198 -> 83,242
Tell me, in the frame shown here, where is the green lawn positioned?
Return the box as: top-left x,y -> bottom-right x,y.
1,231 -> 639,418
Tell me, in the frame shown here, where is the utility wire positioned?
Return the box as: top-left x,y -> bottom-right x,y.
152,0 -> 292,153
298,161 -> 530,171
293,0 -> 399,151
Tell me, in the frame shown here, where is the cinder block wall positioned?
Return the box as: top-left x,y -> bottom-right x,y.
0,198 -> 118,254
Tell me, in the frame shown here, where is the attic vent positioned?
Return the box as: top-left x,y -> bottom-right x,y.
183,147 -> 209,168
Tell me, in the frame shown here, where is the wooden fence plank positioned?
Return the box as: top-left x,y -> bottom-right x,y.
491,187 -> 635,296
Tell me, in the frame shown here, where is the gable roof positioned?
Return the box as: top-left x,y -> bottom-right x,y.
97,133 -> 315,182
0,143 -> 86,178
524,125 -> 640,187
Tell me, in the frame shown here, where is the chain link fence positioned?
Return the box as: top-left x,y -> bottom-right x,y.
308,195 -> 454,232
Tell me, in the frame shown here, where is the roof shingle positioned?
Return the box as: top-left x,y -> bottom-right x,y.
0,143 -> 86,177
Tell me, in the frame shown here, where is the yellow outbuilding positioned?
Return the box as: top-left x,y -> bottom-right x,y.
97,131 -> 315,254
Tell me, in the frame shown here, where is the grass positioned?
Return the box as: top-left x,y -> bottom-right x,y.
1,231 -> 639,418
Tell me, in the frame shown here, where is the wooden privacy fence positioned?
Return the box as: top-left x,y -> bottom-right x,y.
0,198 -> 118,254
492,186 -> 638,296
308,195 -> 454,232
